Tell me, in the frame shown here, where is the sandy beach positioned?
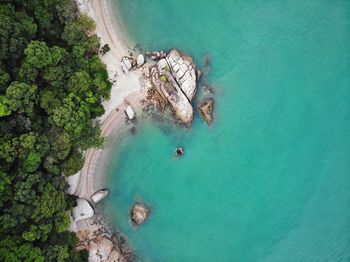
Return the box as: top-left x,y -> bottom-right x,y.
68,1 -> 147,260
69,0 -> 144,199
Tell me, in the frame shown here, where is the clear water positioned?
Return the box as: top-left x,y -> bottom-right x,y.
104,0 -> 350,261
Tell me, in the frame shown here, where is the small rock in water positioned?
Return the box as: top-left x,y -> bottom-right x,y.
130,126 -> 137,135
130,202 -> 150,226
175,147 -> 184,157
199,98 -> 214,126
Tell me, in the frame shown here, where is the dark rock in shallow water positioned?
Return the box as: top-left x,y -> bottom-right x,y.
202,54 -> 211,76
130,202 -> 150,226
175,147 -> 184,157
199,98 -> 214,126
130,126 -> 137,135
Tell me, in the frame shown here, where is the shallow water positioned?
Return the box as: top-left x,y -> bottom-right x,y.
104,0 -> 350,261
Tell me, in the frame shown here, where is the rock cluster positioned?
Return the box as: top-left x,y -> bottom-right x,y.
150,49 -> 199,124
130,202 -> 150,226
121,53 -> 147,73
88,235 -> 125,262
145,50 -> 167,61
119,50 -> 215,127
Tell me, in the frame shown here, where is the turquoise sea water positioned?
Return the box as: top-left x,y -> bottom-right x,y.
104,0 -> 350,261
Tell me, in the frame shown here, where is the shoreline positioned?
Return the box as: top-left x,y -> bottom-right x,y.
69,1 -> 146,260
70,1 -> 204,260
69,0 -> 145,199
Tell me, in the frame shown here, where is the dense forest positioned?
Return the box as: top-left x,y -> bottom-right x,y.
0,0 -> 111,261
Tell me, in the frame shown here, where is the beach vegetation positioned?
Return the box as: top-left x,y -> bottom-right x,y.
100,44 -> 111,55
0,0 -> 110,261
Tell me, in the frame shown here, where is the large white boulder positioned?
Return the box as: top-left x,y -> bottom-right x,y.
166,49 -> 197,101
151,61 -> 194,124
149,49 -> 199,124
72,198 -> 94,222
137,54 -> 145,66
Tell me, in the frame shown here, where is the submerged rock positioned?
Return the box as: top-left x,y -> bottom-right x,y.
199,98 -> 214,126
130,202 -> 150,226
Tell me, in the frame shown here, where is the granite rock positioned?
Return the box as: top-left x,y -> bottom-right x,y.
149,49 -> 200,124
137,54 -> 145,66
166,49 -> 197,101
151,58 -> 194,124
131,202 -> 150,226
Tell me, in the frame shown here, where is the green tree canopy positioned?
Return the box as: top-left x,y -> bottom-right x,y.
0,0 -> 111,261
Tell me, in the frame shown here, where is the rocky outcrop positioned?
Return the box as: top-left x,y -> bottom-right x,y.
146,50 -> 166,61
151,59 -> 194,124
130,202 -> 150,226
88,236 -> 125,262
76,216 -> 135,262
150,49 -> 199,124
166,49 -> 197,101
199,98 -> 214,126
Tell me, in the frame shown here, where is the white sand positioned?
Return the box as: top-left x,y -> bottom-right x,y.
67,1 -> 149,260
78,0 -> 142,122
74,91 -> 144,200
68,0 -> 146,198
